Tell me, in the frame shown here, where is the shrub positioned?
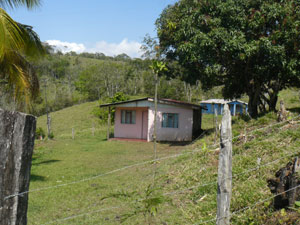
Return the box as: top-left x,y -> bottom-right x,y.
48,132 -> 54,139
92,92 -> 129,124
36,127 -> 46,140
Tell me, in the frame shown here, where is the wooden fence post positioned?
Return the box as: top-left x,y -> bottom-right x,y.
0,109 -> 36,225
107,107 -> 111,140
277,100 -> 287,122
47,115 -> 51,138
214,107 -> 218,144
217,104 -> 232,225
72,128 -> 75,140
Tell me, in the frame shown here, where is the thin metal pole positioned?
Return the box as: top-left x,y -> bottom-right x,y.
153,72 -> 158,183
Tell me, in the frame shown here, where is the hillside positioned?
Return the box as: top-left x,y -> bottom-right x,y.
28,89 -> 300,224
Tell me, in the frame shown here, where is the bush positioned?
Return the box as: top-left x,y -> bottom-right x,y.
36,127 -> 46,139
92,92 -> 129,124
48,132 -> 54,139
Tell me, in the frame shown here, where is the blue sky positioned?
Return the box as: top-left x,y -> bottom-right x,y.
7,0 -> 177,57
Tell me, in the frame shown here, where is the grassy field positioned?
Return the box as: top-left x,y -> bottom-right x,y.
28,90 -> 300,224
30,101 -> 187,224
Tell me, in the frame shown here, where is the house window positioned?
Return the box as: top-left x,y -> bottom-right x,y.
162,113 -> 178,128
121,110 -> 136,124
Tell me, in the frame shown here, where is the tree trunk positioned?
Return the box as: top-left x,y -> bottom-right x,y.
268,91 -> 278,112
248,92 -> 259,118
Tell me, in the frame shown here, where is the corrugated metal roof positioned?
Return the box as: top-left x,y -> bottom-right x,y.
200,99 -> 247,105
100,97 -> 203,109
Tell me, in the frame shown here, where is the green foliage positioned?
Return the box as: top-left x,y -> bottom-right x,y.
156,0 -> 300,117
102,184 -> 165,224
150,60 -> 167,76
0,2 -> 44,108
24,50 -> 207,116
92,92 -> 129,124
48,132 -> 54,139
35,127 -> 45,139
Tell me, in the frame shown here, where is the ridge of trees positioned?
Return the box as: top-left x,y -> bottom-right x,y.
2,47 -> 211,116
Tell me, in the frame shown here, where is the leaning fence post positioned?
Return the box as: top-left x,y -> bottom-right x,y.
214,107 -> 218,144
217,104 -> 232,225
72,128 -> 75,140
0,109 -> 36,225
107,106 -> 111,140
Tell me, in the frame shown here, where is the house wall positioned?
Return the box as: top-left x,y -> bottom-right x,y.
201,102 -> 247,116
148,105 -> 193,142
201,103 -> 223,115
114,107 -> 148,139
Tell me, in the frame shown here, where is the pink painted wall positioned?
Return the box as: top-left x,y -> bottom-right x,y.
114,107 -> 148,139
148,106 -> 193,141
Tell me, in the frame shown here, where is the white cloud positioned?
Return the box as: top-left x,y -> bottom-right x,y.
45,40 -> 86,54
45,39 -> 142,58
88,39 -> 142,58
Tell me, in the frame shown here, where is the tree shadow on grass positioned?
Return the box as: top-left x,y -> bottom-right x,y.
162,141 -> 192,147
30,174 -> 46,182
287,107 -> 300,114
32,159 -> 60,166
163,129 -> 215,147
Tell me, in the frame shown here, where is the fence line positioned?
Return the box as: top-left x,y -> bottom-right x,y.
40,147 -> 300,225
4,114 -> 300,201
41,206 -> 121,225
163,148 -> 300,197
196,183 -> 300,225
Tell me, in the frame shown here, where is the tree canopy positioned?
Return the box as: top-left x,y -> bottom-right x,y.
156,0 -> 300,117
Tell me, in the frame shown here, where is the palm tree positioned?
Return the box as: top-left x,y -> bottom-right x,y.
0,0 -> 44,106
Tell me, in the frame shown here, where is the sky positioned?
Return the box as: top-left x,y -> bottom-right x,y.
7,0 -> 177,58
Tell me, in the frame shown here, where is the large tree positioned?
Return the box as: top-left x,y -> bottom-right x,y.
156,0 -> 300,117
0,0 -> 44,106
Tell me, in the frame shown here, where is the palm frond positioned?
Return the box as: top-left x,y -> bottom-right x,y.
0,0 -> 40,9
18,23 -> 45,58
0,50 -> 39,104
0,8 -> 24,60
0,7 -> 42,107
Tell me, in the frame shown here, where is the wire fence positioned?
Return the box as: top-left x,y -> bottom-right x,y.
41,146 -> 300,225
5,114 -> 299,201
34,114 -> 300,225
195,183 -> 300,225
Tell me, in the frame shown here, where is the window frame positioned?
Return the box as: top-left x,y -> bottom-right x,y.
121,110 -> 136,124
162,113 -> 179,128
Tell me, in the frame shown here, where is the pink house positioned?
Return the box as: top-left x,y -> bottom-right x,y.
100,98 -> 203,142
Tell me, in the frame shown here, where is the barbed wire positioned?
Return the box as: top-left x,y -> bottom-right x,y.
40,146 -> 300,225
4,114 -> 300,201
163,147 -> 299,196
40,206 -> 121,225
195,183 -> 300,224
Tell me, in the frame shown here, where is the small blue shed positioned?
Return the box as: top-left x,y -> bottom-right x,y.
200,99 -> 248,116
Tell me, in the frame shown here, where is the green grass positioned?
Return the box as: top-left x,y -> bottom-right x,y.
30,101 -> 187,225
28,89 -> 300,225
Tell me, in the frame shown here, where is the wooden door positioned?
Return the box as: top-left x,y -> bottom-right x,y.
141,111 -> 148,140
